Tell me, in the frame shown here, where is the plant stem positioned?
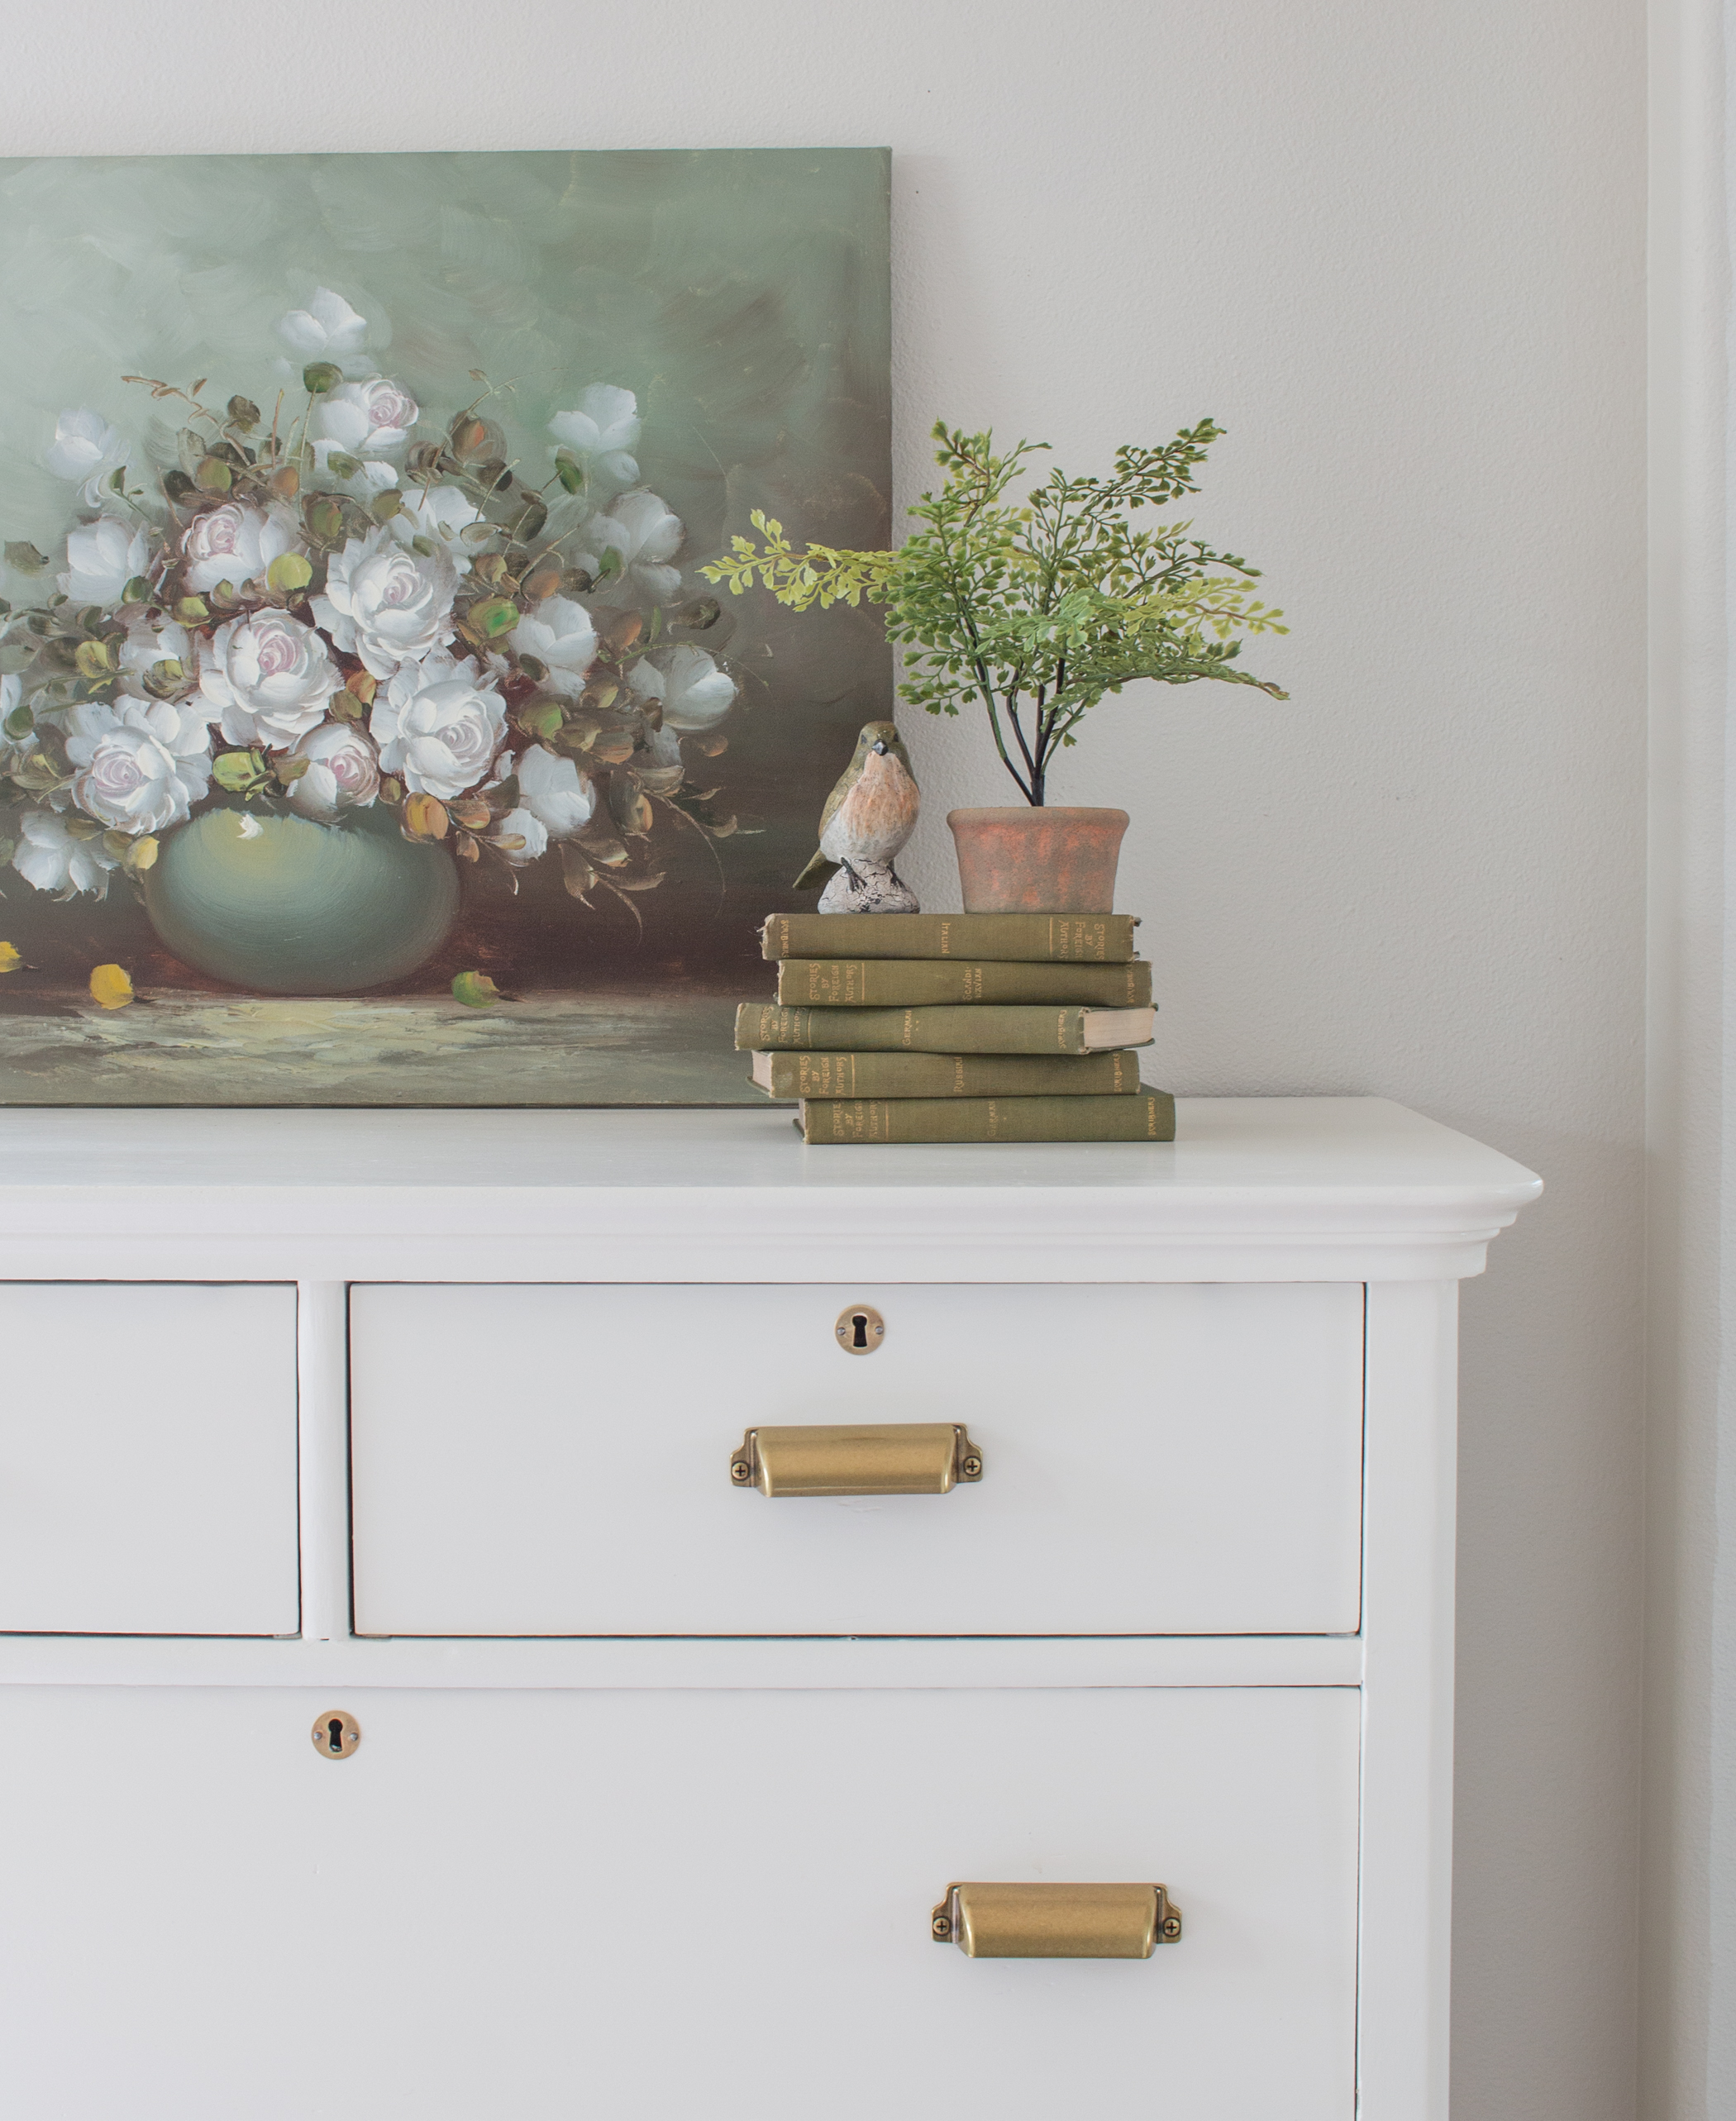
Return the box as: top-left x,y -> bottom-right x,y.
980,690 -> 1034,803
1004,693 -> 1038,784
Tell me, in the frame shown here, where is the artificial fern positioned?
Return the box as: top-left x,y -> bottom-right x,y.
702,419 -> 1287,804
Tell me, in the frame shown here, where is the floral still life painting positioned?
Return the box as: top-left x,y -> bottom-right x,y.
0,150 -> 892,1104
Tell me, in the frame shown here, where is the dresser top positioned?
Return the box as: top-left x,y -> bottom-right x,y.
0,1094 -> 1533,1197
0,1098 -> 1538,1284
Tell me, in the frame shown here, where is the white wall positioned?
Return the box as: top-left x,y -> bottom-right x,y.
0,1 -> 1649,2112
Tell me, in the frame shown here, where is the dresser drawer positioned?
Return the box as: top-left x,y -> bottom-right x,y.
350,1281 -> 1364,1636
1,1685 -> 1358,2119
0,1283 -> 299,1636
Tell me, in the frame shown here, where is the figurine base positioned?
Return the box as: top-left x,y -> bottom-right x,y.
818,860 -> 920,914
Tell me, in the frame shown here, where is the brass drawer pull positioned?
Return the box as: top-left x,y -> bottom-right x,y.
729,1423 -> 983,1497
931,1882 -> 1182,1958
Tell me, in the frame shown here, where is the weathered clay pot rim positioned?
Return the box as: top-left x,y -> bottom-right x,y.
945,805 -> 1132,822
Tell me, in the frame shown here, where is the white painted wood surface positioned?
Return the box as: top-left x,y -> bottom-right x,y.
0,1283 -> 299,1636
0,1099 -> 1543,2121
0,1096 -> 1541,1284
351,1280 -> 1366,1637
0,1685 -> 1359,2121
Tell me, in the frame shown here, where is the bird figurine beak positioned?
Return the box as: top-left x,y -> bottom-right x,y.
871,739 -> 888,754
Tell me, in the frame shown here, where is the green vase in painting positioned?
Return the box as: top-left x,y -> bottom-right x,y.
141,808 -> 460,996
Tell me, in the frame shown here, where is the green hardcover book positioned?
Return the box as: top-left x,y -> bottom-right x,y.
759,913 -> 1141,964
751,1049 -> 1146,1099
798,1091 -> 1177,1144
736,1002 -> 1156,1057
775,957 -> 1154,1008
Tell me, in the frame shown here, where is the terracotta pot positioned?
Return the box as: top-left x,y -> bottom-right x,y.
947,806 -> 1130,913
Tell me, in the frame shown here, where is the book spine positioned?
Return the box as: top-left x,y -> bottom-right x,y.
759,913 -> 1140,963
775,958 -> 1153,1008
758,1049 -> 1145,1099
799,1092 -> 1178,1144
737,1003 -> 1130,1056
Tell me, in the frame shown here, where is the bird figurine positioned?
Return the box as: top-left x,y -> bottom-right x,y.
795,720 -> 922,913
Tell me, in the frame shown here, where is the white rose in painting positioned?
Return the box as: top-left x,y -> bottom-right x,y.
389,484 -> 484,570
61,517 -> 154,605
650,644 -> 736,732
494,805 -> 548,865
277,287 -> 369,362
513,595 -> 598,699
311,378 -> 419,462
575,489 -> 684,605
198,611 -> 342,746
516,742 -> 595,837
118,616 -> 194,689
63,695 -> 212,836
179,503 -> 300,596
548,385 -> 641,484
371,651 -> 506,800
284,720 -> 380,822
314,528 -> 457,679
45,408 -> 127,507
12,811 -> 119,897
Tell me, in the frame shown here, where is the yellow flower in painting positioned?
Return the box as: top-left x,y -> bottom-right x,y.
0,942 -> 21,975
88,963 -> 134,1010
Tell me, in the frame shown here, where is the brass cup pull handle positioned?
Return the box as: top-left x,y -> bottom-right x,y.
729,1423 -> 983,1497
931,1882 -> 1183,1959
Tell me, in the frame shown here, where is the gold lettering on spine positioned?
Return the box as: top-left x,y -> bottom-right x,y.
902,1008 -> 915,1048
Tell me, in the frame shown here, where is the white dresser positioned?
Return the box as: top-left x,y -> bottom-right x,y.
0,1096 -> 1538,2120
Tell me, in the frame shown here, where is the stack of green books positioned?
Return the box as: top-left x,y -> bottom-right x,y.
737,912 -> 1176,1144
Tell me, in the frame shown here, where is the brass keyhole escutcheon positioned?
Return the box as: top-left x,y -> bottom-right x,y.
836,1304 -> 885,1354
312,1710 -> 360,1760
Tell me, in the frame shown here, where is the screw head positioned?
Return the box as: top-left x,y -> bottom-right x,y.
932,1915 -> 951,1939
730,1461 -> 751,1484
1161,1915 -> 1181,1940
960,1455 -> 982,1480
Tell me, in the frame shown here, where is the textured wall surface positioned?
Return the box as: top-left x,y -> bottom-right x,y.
0,0 -> 1648,2111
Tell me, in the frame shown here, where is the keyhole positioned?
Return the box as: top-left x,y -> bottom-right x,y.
312,1709 -> 359,1760
834,1303 -> 885,1354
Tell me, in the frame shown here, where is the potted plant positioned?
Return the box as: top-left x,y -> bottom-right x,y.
704,419 -> 1286,911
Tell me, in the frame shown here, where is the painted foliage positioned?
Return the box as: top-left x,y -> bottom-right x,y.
0,150 -> 892,1103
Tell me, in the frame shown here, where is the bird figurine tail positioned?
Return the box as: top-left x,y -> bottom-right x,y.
792,847 -> 838,892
